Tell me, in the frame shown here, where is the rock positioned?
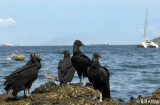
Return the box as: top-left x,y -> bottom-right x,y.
0,81 -> 117,105
31,81 -> 57,94
117,98 -> 124,103
152,88 -> 160,98
137,95 -> 142,99
117,98 -> 125,105
130,96 -> 135,101
128,88 -> 160,105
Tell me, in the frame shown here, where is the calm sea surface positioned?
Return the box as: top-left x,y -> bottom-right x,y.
0,45 -> 160,101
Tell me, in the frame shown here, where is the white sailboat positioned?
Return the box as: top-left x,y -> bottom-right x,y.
137,9 -> 158,48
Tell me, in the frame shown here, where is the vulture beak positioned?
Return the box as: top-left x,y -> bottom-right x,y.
81,42 -> 85,47
98,54 -> 103,58
39,57 -> 43,61
99,55 -> 103,58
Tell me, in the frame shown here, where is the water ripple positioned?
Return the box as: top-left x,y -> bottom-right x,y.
0,45 -> 160,102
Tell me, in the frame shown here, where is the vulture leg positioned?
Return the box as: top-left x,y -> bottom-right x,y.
97,92 -> 103,103
90,90 -> 97,100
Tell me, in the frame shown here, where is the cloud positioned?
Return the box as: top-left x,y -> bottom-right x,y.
0,18 -> 16,26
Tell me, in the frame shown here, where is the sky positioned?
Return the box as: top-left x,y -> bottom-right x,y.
0,0 -> 160,46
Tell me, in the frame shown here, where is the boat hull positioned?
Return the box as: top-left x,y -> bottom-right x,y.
137,41 -> 158,48
137,45 -> 145,48
148,45 -> 157,48
11,54 -> 25,61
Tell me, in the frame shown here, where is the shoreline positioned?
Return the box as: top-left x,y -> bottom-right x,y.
0,81 -> 160,105
0,81 -> 117,105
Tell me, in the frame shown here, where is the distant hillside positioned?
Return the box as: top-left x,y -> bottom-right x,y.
151,37 -> 160,44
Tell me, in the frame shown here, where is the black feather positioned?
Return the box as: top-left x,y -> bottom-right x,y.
4,52 -> 42,97
87,52 -> 110,99
58,50 -> 75,85
71,40 -> 91,80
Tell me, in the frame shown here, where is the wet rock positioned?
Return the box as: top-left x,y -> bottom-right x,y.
117,98 -> 124,103
31,81 -> 57,94
152,88 -> 160,98
128,88 -> 160,105
117,98 -> 125,105
0,81 -> 117,105
137,95 -> 142,99
130,96 -> 135,101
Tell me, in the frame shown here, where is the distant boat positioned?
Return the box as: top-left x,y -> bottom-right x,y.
0,43 -> 12,47
137,9 -> 158,48
11,54 -> 25,61
105,41 -> 108,45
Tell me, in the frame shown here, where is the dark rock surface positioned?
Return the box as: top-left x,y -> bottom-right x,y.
128,88 -> 160,105
0,81 -> 117,105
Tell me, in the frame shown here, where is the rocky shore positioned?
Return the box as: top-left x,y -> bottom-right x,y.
0,81 -> 117,105
1,81 -> 160,105
128,88 -> 160,105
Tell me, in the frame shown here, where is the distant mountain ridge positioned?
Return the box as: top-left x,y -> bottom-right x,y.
151,37 -> 160,44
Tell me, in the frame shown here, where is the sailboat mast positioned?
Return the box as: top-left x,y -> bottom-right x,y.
143,9 -> 148,42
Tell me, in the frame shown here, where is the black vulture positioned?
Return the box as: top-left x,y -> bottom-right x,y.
71,40 -> 91,86
58,50 -> 75,86
4,51 -> 42,97
87,52 -> 110,103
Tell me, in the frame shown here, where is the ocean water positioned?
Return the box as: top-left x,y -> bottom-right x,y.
0,45 -> 160,101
